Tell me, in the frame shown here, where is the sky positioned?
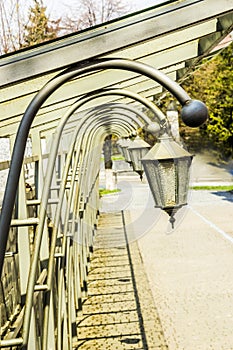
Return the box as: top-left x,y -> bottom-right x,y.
43,0 -> 167,19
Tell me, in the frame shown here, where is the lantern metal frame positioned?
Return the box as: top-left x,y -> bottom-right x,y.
141,132 -> 193,226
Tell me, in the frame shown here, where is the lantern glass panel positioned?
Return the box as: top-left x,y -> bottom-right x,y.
159,160 -> 176,208
129,147 -> 150,172
176,157 -> 192,204
142,160 -> 163,207
143,158 -> 192,210
121,146 -> 131,162
116,141 -> 122,153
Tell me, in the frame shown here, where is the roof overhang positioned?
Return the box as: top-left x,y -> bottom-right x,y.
0,0 -> 232,137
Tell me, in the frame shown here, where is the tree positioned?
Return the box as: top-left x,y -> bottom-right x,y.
23,0 -> 60,47
61,0 -> 131,33
0,0 -> 26,54
1,0 -> 130,53
182,42 -> 233,158
0,0 -> 61,54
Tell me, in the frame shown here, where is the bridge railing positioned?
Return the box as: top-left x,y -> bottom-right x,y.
0,126 -> 101,349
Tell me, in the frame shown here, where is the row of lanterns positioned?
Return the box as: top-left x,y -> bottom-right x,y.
116,132 -> 193,226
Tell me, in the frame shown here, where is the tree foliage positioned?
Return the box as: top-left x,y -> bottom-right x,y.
0,0 -> 60,53
182,42 -> 233,157
0,0 -> 130,53
23,0 -> 60,47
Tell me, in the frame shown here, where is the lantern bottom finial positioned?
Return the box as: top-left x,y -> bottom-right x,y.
169,213 -> 176,229
163,207 -> 180,229
136,170 -> 143,181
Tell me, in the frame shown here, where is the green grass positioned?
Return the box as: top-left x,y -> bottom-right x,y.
99,188 -> 121,196
190,185 -> 233,191
111,155 -> 125,161
100,155 -> 125,161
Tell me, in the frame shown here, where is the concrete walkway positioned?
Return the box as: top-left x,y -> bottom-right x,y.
76,151 -> 233,349
75,210 -> 168,349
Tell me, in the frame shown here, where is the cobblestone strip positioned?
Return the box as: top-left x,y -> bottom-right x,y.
74,210 -> 168,349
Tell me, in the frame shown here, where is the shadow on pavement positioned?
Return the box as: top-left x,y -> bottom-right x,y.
211,190 -> 233,203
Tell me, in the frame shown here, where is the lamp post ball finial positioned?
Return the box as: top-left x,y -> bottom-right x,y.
181,99 -> 208,127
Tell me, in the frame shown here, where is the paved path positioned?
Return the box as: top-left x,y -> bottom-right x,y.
118,151 -> 233,350
75,211 -> 168,349
190,150 -> 233,185
76,151 -> 233,349
137,188 -> 233,350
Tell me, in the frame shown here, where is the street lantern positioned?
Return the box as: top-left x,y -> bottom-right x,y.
116,139 -> 123,153
116,139 -> 125,155
141,133 -> 193,226
119,138 -> 134,164
127,135 -> 151,180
